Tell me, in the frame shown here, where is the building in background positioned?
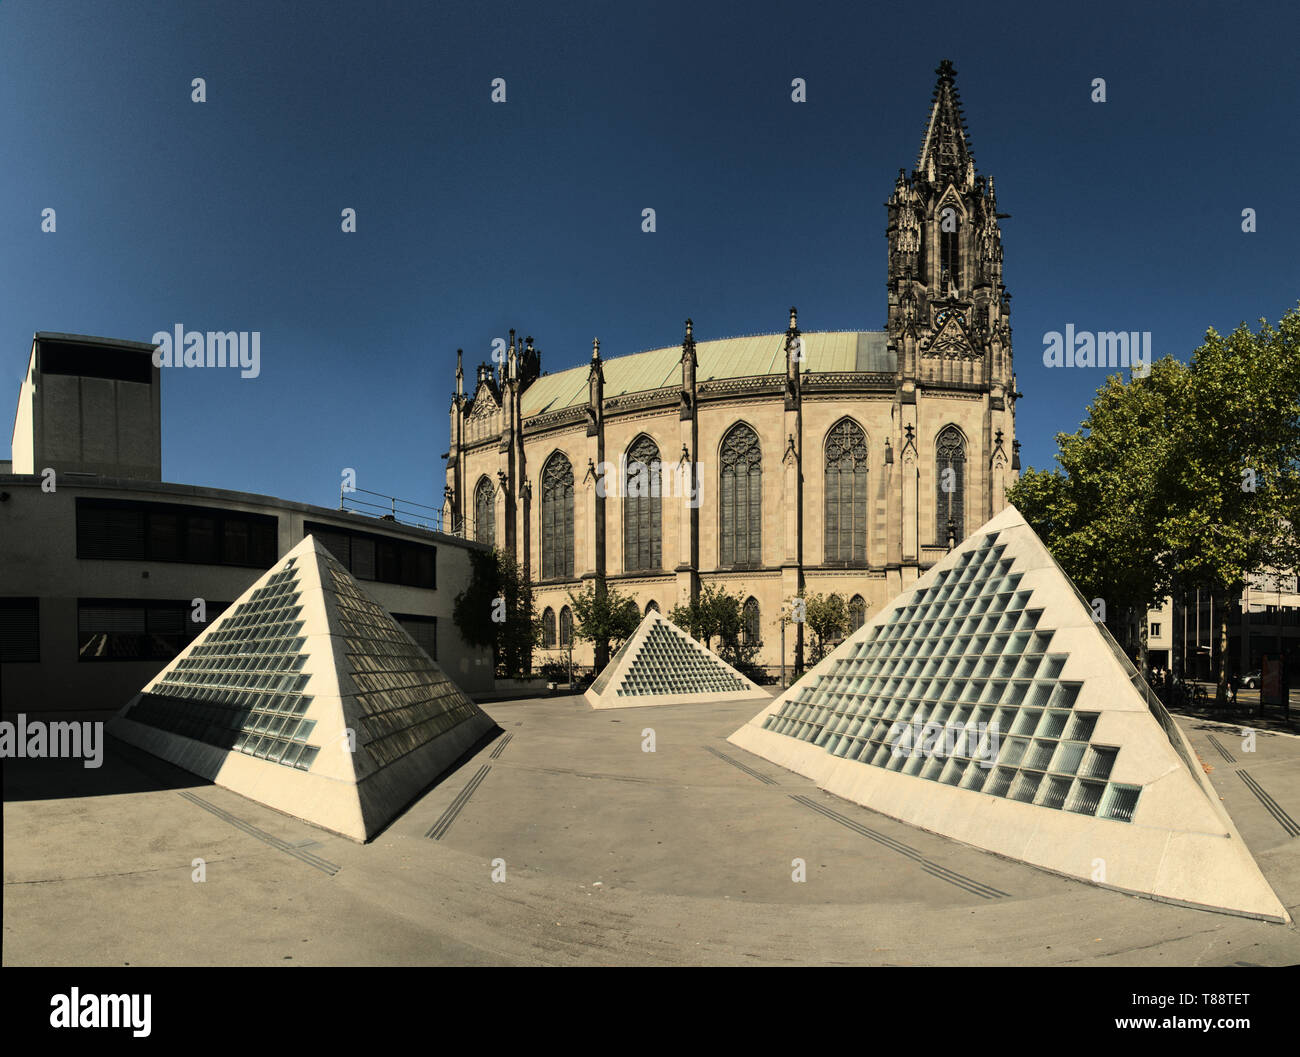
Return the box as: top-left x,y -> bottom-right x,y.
1,332 -> 493,715
444,61 -> 1020,675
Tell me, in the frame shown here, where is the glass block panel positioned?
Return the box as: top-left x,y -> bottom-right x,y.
1065,778 -> 1106,817
1064,712 -> 1099,741
1080,745 -> 1119,781
1100,783 -> 1141,823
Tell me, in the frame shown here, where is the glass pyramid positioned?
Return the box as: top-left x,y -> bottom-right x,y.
762,534 -> 1139,821
585,612 -> 770,709
730,505 -> 1288,922
110,535 -> 496,841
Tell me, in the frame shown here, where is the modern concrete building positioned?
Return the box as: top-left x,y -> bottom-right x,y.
444,60 -> 1019,677
0,332 -> 494,714
109,536 -> 497,841
730,504 -> 1288,922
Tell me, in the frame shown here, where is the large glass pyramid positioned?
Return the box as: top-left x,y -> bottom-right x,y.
730,506 -> 1288,922
109,535 -> 496,841
585,612 -> 771,709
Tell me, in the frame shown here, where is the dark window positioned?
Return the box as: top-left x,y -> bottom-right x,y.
741,596 -> 760,646
40,340 -> 154,383
559,606 -> 573,648
76,598 -> 227,662
935,425 -> 966,545
305,522 -> 437,590
474,476 -> 496,547
720,423 -> 762,567
542,607 -> 556,648
0,598 -> 40,662
76,498 -> 276,568
645,600 -> 659,615
940,211 -> 960,288
623,435 -> 662,572
540,453 -> 574,579
824,419 -> 868,565
394,613 -> 438,660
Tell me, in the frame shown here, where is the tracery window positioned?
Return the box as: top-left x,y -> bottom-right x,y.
824,419 -> 868,564
623,435 -> 662,572
936,425 -> 966,546
540,453 -> 574,579
474,476 -> 495,547
720,423 -> 762,567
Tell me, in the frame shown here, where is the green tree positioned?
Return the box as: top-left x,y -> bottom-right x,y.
1011,304 -> 1300,704
1011,354 -> 1189,670
803,593 -> 848,665
569,579 -> 640,671
1162,309 -> 1300,703
451,549 -> 538,677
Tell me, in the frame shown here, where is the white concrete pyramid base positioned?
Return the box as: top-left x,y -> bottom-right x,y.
585,611 -> 771,709
109,536 -> 496,841
729,506 -> 1289,923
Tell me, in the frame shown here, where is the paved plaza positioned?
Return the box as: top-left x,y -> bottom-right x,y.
5,694 -> 1298,966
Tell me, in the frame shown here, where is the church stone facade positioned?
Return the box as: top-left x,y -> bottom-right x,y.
443,61 -> 1020,675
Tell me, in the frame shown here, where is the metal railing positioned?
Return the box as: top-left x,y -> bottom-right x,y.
339,486 -> 446,533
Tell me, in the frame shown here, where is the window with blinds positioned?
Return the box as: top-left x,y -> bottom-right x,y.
935,425 -> 966,545
76,498 -> 276,568
824,419 -> 869,565
719,423 -> 762,567
540,452 -> 574,580
304,522 -> 436,590
0,597 -> 40,662
623,435 -> 662,572
76,598 -> 228,662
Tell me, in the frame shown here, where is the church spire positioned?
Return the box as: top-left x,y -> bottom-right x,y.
916,59 -> 974,186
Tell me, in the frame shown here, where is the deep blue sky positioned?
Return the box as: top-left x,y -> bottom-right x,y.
3,0 -> 1296,514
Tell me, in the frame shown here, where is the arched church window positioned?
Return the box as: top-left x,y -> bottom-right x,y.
558,605 -> 573,648
824,419 -> 868,564
849,595 -> 867,630
623,435 -> 662,572
474,476 -> 495,547
645,600 -> 660,615
540,452 -> 574,579
541,607 -> 556,648
720,423 -> 762,567
742,597 -> 761,646
936,425 -> 966,546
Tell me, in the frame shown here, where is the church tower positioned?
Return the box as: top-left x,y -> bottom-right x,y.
887,59 -> 1017,550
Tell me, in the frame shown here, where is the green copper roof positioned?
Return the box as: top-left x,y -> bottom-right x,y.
521,331 -> 892,417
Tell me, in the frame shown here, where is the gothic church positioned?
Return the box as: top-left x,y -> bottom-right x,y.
443,60 -> 1019,674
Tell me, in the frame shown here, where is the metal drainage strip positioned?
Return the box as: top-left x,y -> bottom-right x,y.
1206,734 -> 1236,763
789,794 -> 1011,900
177,791 -> 340,875
426,765 -> 491,840
489,732 -> 514,759
704,745 -> 776,785
1237,771 -> 1300,837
